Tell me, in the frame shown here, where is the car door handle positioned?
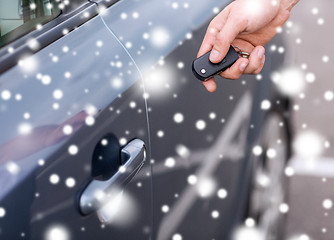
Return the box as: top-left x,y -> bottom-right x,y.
78,138 -> 146,216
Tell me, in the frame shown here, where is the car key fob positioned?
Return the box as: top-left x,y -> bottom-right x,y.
192,46 -> 239,81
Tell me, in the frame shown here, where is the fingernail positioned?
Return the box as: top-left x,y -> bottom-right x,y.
210,49 -> 222,62
240,62 -> 247,72
257,48 -> 265,59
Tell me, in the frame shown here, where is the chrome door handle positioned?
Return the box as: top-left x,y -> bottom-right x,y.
79,139 -> 146,216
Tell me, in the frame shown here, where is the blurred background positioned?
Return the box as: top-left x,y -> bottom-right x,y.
280,0 -> 334,239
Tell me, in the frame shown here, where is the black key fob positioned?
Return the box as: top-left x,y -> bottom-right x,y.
192,46 -> 239,81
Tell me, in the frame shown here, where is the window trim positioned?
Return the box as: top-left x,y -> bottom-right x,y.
0,0 -> 119,75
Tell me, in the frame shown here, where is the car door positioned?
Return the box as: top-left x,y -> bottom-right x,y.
96,0 -> 249,239
97,0 -> 288,240
0,1 -> 152,239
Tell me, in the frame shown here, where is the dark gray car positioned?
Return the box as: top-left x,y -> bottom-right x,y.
0,0 -> 291,239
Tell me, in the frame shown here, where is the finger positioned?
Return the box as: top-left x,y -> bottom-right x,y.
202,77 -> 217,92
243,46 -> 265,74
219,57 -> 249,80
210,16 -> 247,63
253,55 -> 266,74
197,8 -> 230,58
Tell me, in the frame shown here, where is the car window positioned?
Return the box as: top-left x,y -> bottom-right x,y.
0,0 -> 61,48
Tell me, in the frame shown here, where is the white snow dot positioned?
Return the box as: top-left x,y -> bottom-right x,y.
1,90 -> 11,100
209,112 -> 216,119
322,55 -> 329,62
211,210 -> 219,218
142,32 -> 149,39
8,47 -> 14,53
299,234 -> 310,240
85,116 -> 95,126
62,125 -> 73,135
52,103 -> 60,110
111,77 -> 123,89
125,42 -> 132,49
323,199 -> 333,209
245,217 -> 255,227
64,72 -> 71,78
62,46 -> 69,53
324,141 -> 330,148
305,73 -> 315,83
18,123 -> 32,135
276,27 -> 283,33
120,12 -> 127,19
195,120 -> 206,130
42,75 -> 52,85
161,205 -> 170,213
119,166 -> 126,173
84,104 -> 98,116
252,145 -> 263,156
294,131 -> 323,158
101,139 -> 108,146
23,112 -> 30,119
177,62 -> 184,69
119,138 -> 127,146
175,144 -> 190,158
187,175 -> 197,185
324,91 -> 333,101
151,27 -> 170,47
173,113 -> 184,123
15,94 -> 22,101
157,130 -> 164,138
312,8 -> 318,15
261,100 -> 271,110
285,166 -> 295,176
278,47 -> 285,53
279,203 -> 289,213
38,159 -> 45,166
68,145 -> 79,155
266,148 -> 277,158
186,32 -> 192,39
65,177 -> 76,188
132,12 -> 139,19
49,174 -> 60,184
213,7 -> 219,14
172,2 -> 179,9
27,38 -> 39,50
318,18 -> 325,25
172,234 -> 182,240
270,45 -> 277,51
197,177 -> 216,198
6,162 -> 20,174
96,40 -> 103,47
165,157 -> 176,168
272,68 -> 305,96
0,208 -> 5,218
129,101 -> 136,108
45,225 -> 70,240
52,56 -> 59,62
116,61 -> 123,68
217,188 -> 228,199
53,89 -> 63,100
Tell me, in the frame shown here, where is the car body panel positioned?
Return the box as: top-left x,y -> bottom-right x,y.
0,11 -> 152,240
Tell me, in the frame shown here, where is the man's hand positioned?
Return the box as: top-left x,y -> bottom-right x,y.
198,0 -> 297,92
